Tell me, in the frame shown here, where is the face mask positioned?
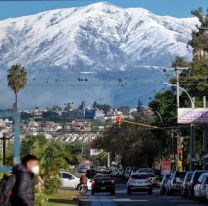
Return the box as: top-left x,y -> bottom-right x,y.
31,165 -> 40,175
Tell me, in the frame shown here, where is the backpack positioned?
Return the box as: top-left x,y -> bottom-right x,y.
0,173 -> 16,206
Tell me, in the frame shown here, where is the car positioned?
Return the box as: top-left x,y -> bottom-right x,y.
91,174 -> 115,195
60,171 -> 80,189
60,171 -> 92,191
138,168 -> 154,173
181,171 -> 193,198
160,173 -> 171,194
204,177 -> 208,203
86,169 -> 97,179
194,172 -> 208,201
187,170 -> 207,199
147,172 -> 157,186
166,171 -> 186,195
127,173 -> 152,195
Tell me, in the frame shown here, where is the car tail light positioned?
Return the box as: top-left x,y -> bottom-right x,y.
111,180 -> 115,184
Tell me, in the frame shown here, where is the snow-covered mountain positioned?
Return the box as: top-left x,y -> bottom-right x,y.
0,2 -> 198,108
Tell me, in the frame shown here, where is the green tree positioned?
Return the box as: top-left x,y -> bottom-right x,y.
21,135 -> 77,195
188,7 -> 208,53
7,64 -> 27,111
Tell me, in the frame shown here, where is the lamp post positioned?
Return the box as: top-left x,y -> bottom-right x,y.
141,105 -> 163,169
164,83 -> 195,171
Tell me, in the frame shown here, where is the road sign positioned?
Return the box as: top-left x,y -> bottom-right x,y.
178,108 -> 208,124
162,160 -> 171,174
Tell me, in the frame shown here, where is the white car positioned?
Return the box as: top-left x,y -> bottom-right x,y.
194,173 -> 208,201
127,173 -> 152,195
60,171 -> 92,190
166,171 -> 186,195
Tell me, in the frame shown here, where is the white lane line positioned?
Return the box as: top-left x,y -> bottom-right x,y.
113,198 -> 149,202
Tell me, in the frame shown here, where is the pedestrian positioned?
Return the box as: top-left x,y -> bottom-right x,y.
10,154 -> 39,206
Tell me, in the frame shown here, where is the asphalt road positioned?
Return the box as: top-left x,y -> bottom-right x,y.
80,185 -> 207,206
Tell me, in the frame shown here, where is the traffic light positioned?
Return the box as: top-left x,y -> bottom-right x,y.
116,116 -> 122,127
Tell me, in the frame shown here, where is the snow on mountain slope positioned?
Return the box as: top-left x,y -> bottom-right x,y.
0,2 -> 199,107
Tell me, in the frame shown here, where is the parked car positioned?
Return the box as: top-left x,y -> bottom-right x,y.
194,172 -> 208,201
160,174 -> 171,194
60,171 -> 80,189
127,173 -> 152,195
60,171 -> 92,190
166,171 -> 186,195
91,174 -> 115,195
204,177 -> 208,203
187,170 -> 207,199
181,171 -> 193,198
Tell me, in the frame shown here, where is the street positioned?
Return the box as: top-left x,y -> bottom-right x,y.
80,185 -> 206,206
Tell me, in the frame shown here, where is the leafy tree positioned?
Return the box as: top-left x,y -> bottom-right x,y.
118,106 -> 130,115
21,135 -> 76,195
92,101 -> 98,109
189,7 -> 208,53
64,102 -> 73,112
7,64 -> 27,111
78,101 -> 86,111
52,105 -> 62,112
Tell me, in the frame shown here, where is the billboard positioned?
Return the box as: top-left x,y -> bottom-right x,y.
178,108 -> 208,124
162,160 -> 171,175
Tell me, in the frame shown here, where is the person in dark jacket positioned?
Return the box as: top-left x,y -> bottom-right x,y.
10,154 -> 39,206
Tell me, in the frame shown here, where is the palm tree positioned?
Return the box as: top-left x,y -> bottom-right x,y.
7,64 -> 27,111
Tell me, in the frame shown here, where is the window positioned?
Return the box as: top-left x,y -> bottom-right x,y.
62,173 -> 73,179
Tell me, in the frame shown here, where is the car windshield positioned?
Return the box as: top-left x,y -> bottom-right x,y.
94,175 -> 112,180
194,172 -> 205,180
187,172 -> 193,180
131,174 -> 149,179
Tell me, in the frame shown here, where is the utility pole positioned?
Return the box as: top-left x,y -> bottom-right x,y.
107,152 -> 110,168
203,96 -> 207,169
190,97 -> 195,171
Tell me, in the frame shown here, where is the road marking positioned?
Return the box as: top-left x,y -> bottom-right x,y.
113,198 -> 149,202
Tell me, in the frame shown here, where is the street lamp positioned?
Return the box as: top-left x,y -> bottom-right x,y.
164,82 -> 195,171
164,83 -> 194,108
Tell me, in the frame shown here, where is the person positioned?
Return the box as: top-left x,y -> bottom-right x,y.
79,174 -> 88,194
10,154 -> 39,206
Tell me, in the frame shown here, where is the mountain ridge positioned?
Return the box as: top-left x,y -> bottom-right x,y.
0,2 -> 199,107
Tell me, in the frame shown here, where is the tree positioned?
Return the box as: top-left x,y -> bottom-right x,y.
78,101 -> 86,111
52,105 -> 62,112
92,101 -> 98,109
7,64 -> 27,111
171,56 -> 190,68
188,8 -> 208,61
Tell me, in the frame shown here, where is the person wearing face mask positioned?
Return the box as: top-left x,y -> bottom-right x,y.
10,154 -> 39,206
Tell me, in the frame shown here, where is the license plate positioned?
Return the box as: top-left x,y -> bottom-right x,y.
101,187 -> 106,190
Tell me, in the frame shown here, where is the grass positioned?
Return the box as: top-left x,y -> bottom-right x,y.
43,190 -> 79,206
